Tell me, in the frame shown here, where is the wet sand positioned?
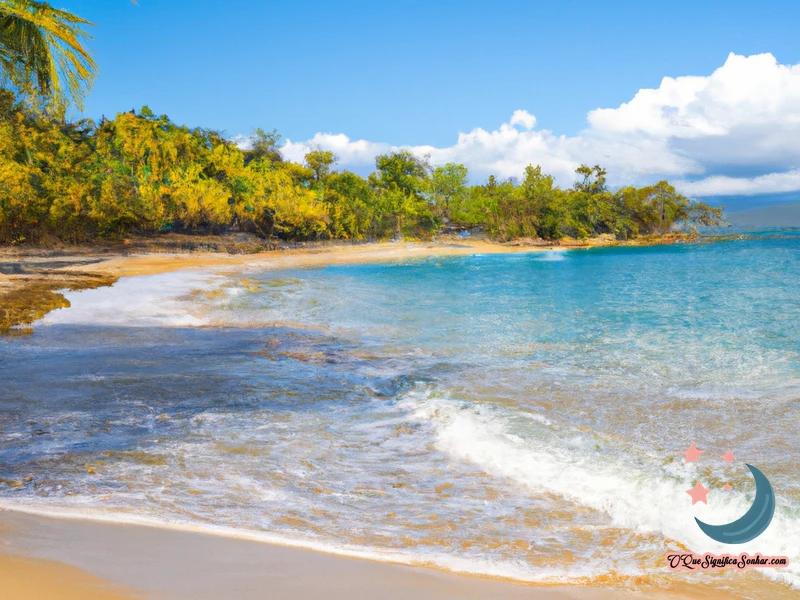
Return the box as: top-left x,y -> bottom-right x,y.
0,510 -> 742,600
61,239 -> 567,278
0,240 -> 563,332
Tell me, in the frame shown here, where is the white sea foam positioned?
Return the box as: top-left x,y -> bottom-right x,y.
399,389 -> 800,588
39,271 -> 223,327
532,251 -> 568,262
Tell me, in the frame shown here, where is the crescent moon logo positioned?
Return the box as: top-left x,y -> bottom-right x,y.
695,464 -> 776,544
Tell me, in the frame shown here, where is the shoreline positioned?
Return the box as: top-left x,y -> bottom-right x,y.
0,234 -> 698,333
1,233 -> 793,599
0,508 -> 748,600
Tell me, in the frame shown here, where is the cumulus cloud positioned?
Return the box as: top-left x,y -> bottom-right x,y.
281,133 -> 390,168
509,109 -> 537,130
241,53 -> 800,197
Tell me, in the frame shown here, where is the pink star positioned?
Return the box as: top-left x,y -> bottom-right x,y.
721,449 -> 736,467
680,443 -> 704,463
723,483 -> 732,491
687,481 -> 710,505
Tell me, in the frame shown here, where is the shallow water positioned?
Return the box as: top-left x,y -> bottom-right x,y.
1,237 -> 799,595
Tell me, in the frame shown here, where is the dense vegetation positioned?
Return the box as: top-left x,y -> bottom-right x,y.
0,1 -> 724,246
0,95 -> 724,245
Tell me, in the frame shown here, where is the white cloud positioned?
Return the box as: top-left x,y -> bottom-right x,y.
677,170 -> 800,197
239,53 -> 800,197
281,133 -> 391,168
509,109 -> 537,130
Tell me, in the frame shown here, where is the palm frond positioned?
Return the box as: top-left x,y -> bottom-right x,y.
0,0 -> 97,107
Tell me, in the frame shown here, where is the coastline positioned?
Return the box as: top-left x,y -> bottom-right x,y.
0,509 -> 747,600
3,231 -> 773,600
0,234 -> 696,333
1,233 -> 795,599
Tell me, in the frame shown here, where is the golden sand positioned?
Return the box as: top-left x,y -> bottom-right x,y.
0,239 -> 557,332
65,239 -> 564,278
0,510 -> 771,600
0,553 -> 135,600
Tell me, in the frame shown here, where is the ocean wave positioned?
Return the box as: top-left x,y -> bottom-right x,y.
398,388 -> 800,589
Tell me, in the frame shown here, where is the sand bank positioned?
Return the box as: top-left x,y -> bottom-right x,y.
2,235 -> 701,331
0,510 -> 745,600
1,240 -> 564,331
63,239 -> 566,278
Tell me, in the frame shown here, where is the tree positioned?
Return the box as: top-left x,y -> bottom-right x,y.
305,149 -> 336,183
636,180 -> 723,233
0,93 -> 726,245
0,0 -> 97,108
370,151 -> 436,238
372,151 -> 428,195
428,163 -> 468,221
244,128 -> 283,165
574,164 -> 607,195
324,171 -> 376,239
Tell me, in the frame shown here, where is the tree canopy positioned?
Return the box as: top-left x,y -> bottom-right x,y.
0,94 -> 725,245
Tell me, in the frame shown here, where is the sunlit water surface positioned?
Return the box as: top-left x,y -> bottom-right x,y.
1,236 -> 799,596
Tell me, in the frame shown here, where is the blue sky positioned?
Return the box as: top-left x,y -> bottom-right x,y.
63,0 -> 800,206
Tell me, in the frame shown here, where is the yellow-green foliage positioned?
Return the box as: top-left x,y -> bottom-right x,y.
0,91 -> 724,245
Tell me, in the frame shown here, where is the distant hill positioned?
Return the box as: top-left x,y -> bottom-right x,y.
726,203 -> 800,228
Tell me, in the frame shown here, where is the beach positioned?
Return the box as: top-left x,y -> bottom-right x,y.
0,235 -> 697,332
1,234 -> 798,599
1,0 -> 796,596
0,510 -> 743,600
1,238 -> 569,332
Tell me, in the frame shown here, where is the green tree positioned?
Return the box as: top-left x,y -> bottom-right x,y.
244,128 -> 283,165
370,151 -> 436,238
0,91 -> 726,245
428,163 -> 468,222
325,171 -> 376,239
305,149 -> 336,183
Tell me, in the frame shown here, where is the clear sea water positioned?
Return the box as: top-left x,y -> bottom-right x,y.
1,235 -> 799,597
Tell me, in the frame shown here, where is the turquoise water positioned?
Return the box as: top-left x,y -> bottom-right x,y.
1,236 -> 799,594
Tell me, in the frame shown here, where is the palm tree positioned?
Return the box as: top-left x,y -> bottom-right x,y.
0,0 -> 97,107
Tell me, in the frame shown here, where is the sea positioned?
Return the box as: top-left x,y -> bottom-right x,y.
1,232 -> 799,597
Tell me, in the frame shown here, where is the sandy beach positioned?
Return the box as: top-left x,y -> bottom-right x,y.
2,235 -> 789,600
63,239 -> 568,277
0,238 -> 568,332
0,510 -> 747,600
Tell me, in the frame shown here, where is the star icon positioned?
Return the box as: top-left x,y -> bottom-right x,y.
680,443 -> 704,463
723,483 -> 732,491
687,480 -> 710,505
721,449 -> 736,467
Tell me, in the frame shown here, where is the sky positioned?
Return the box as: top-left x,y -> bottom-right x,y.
63,0 -> 800,208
